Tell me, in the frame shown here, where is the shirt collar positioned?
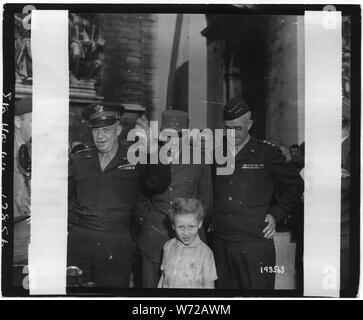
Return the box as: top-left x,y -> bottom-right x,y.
98,142 -> 119,162
230,135 -> 251,157
177,234 -> 202,248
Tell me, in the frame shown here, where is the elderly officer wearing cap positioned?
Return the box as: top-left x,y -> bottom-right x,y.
136,110 -> 213,288
212,97 -> 304,290
67,104 -> 171,287
13,97 -> 32,268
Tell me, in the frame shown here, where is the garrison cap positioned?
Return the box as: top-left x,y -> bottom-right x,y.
82,104 -> 125,128
161,110 -> 188,133
223,97 -> 250,121
15,97 -> 32,116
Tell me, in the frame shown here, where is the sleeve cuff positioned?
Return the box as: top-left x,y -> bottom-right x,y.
269,206 -> 287,223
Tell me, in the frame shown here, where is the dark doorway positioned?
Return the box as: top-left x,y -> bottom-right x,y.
203,15 -> 269,139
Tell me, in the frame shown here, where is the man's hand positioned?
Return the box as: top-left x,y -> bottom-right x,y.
263,214 -> 276,239
135,115 -> 150,138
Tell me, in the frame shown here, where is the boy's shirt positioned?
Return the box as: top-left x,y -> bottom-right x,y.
160,235 -> 217,288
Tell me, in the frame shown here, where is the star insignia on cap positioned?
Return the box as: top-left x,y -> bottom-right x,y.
95,105 -> 104,113
229,101 -> 242,113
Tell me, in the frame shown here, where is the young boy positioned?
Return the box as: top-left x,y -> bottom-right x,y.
157,198 -> 217,288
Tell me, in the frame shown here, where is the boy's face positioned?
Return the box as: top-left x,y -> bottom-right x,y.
173,213 -> 202,246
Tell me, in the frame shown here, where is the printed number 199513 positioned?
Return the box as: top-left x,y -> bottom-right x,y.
260,266 -> 285,274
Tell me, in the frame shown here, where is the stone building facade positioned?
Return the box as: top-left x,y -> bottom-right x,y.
15,12 -> 350,150
15,13 -> 156,146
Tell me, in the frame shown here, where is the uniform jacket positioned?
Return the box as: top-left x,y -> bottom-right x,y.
137,147 -> 213,263
213,136 -> 304,242
68,141 -> 171,232
341,136 -> 350,248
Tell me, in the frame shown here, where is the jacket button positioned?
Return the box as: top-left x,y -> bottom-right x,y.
228,197 -> 232,201
169,201 -> 173,205
169,187 -> 173,191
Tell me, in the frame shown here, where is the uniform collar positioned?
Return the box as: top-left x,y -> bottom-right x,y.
98,143 -> 119,164
234,136 -> 258,162
85,142 -> 129,173
233,135 -> 250,157
101,142 -> 130,173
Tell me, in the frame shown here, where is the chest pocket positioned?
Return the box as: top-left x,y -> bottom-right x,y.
113,165 -> 138,180
164,257 -> 203,288
110,165 -> 139,201
74,171 -> 99,213
236,164 -> 270,205
75,172 -> 93,196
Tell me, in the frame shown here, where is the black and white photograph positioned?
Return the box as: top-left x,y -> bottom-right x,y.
1,3 -> 360,300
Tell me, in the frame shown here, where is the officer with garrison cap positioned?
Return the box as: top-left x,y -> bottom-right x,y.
67,104 -> 171,287
212,97 -> 304,290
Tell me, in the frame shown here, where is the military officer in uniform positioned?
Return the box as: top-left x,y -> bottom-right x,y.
67,104 -> 171,287
137,110 -> 213,288
212,97 -> 304,290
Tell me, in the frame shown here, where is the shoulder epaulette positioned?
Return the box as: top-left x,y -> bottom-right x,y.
75,146 -> 93,154
71,146 -> 94,159
258,139 -> 281,151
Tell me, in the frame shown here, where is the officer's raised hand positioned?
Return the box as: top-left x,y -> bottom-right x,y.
263,214 -> 276,239
135,115 -> 149,136
134,115 -> 158,153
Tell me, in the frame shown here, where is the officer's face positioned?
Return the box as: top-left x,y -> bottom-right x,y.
224,112 -> 253,146
15,112 -> 32,143
173,213 -> 202,246
92,122 -> 122,153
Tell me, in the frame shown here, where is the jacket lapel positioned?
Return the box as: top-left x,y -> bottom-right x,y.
87,147 -> 102,174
